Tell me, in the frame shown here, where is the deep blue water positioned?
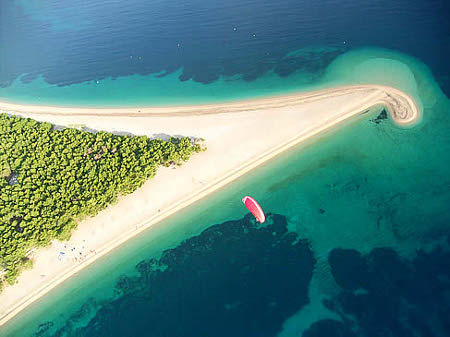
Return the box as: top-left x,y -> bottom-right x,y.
1,0 -> 449,95
1,1 -> 450,337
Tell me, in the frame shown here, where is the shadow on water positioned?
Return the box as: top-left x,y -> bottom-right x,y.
34,213 -> 315,337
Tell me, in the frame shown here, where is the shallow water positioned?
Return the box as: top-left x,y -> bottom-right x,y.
0,0 -> 449,336
2,48 -> 449,336
0,0 -> 449,106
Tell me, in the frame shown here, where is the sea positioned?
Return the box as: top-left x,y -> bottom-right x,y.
0,0 -> 449,336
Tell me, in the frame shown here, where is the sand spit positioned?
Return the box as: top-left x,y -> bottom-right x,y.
0,85 -> 419,327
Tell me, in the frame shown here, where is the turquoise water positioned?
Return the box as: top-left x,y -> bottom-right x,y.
1,48 -> 449,336
0,47 -> 432,108
1,0 -> 449,335
1,0 -> 449,107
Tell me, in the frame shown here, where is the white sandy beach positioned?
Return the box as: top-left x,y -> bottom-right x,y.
0,84 -> 420,326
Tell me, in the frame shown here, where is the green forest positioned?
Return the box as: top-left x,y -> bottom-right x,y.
0,113 -> 204,291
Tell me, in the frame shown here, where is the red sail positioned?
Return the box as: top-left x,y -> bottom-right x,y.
242,196 -> 265,223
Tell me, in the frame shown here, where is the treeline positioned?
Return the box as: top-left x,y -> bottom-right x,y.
0,113 -> 204,290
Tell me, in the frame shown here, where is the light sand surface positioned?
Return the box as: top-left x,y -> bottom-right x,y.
0,85 -> 419,326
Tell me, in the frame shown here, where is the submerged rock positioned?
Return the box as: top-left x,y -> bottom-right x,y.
370,109 -> 388,124
318,244 -> 450,337
302,319 -> 357,337
40,214 -> 315,337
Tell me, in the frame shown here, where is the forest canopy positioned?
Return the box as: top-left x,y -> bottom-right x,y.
0,113 -> 204,289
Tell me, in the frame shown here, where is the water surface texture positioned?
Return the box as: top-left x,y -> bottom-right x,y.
0,0 -> 449,105
0,0 -> 449,336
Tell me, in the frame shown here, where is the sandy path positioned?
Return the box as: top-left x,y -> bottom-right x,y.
0,85 -> 419,327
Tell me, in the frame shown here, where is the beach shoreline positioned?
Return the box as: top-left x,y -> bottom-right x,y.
0,85 -> 420,327
0,84 -> 419,124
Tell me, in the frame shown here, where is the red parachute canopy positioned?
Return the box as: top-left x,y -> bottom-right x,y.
242,196 -> 265,223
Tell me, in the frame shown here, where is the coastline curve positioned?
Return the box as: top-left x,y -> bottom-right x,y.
0,85 -> 420,124
0,85 -> 420,329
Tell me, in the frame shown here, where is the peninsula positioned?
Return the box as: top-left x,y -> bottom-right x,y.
0,85 -> 420,327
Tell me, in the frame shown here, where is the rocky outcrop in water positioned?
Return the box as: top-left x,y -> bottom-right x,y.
370,109 -> 388,124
